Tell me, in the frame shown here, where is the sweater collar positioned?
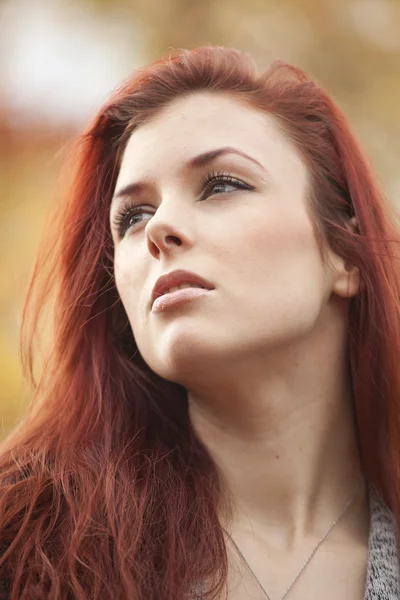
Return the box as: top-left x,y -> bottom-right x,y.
364,484 -> 400,599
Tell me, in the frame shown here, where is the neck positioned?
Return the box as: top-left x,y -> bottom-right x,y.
187,330 -> 368,549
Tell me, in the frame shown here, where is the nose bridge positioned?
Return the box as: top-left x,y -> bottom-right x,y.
145,188 -> 192,255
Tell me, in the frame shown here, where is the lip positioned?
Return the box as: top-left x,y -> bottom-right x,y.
151,269 -> 215,310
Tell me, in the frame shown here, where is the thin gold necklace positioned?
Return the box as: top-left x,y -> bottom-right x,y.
223,494 -> 355,600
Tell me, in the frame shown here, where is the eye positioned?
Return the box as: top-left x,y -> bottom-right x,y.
200,170 -> 255,200
112,203 -> 155,239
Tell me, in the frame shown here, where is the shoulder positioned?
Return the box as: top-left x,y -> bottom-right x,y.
365,484 -> 400,599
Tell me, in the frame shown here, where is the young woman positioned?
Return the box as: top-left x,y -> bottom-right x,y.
0,46 -> 399,600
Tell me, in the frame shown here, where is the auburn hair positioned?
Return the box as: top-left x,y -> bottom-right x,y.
0,46 -> 399,600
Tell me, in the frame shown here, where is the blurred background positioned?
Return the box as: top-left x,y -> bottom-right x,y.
1,0 -> 399,438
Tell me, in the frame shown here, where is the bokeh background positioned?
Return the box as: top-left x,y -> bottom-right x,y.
1,0 -> 399,439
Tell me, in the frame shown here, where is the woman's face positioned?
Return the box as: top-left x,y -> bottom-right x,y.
110,92 -> 353,385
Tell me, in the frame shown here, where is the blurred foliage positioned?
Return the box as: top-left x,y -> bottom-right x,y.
1,0 -> 400,437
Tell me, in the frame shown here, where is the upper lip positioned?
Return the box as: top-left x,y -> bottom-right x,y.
151,269 -> 214,306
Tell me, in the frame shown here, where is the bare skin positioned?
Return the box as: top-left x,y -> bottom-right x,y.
110,91 -> 369,598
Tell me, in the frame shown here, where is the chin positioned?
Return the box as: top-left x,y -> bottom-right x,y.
141,327 -> 225,386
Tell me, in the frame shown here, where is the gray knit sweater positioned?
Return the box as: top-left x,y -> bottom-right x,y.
365,486 -> 400,599
0,486 -> 398,598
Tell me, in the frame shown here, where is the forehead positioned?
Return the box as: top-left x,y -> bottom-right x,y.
116,91 -> 307,192
120,93 -> 289,168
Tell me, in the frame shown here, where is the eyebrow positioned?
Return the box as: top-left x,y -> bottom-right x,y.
187,146 -> 267,171
111,146 -> 266,205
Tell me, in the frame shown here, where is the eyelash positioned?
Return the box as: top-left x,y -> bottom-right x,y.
112,170 -> 254,239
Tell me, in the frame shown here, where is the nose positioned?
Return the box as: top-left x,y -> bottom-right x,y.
145,200 -> 192,259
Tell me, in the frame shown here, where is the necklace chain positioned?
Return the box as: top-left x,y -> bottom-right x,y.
223,494 -> 355,600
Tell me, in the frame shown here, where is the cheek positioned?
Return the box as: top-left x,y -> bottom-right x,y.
220,209 -> 319,278
217,212 -> 327,323
114,247 -> 149,329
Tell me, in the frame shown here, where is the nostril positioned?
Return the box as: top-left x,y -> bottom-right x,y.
165,235 -> 182,246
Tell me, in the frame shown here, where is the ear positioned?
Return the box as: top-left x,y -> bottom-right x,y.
330,217 -> 361,299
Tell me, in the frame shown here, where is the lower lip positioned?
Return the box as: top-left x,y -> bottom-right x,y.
152,288 -> 211,313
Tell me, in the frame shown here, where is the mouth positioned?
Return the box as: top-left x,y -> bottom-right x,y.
151,269 -> 215,311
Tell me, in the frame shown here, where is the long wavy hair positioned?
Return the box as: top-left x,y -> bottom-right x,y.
0,46 -> 399,600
